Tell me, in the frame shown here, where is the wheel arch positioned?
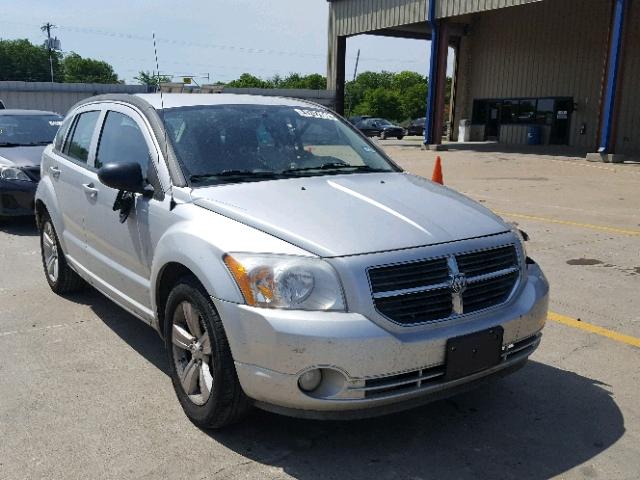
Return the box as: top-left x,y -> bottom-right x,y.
34,177 -> 66,250
154,262 -> 200,338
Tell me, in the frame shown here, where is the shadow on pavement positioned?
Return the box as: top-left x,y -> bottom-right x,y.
82,289 -> 624,480
77,288 -> 169,375
0,216 -> 38,236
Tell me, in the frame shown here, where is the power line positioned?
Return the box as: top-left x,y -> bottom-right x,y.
0,20 -> 425,66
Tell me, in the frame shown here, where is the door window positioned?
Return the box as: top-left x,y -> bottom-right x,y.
64,111 -> 100,163
95,111 -> 150,174
53,115 -> 74,152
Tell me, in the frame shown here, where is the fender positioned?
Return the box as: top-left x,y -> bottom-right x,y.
149,205 -> 314,325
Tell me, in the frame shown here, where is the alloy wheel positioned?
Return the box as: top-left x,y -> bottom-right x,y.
172,301 -> 214,406
42,221 -> 59,283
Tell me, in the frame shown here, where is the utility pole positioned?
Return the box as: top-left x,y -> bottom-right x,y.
346,49 -> 360,118
352,49 -> 361,82
41,23 -> 56,82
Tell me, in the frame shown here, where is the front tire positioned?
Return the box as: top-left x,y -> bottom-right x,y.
164,276 -> 251,429
397,135 -> 404,140
39,214 -> 84,294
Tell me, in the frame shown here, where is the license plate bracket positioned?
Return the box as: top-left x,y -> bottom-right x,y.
445,327 -> 504,381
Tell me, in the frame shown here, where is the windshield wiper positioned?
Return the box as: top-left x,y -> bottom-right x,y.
285,163 -> 389,174
190,170 -> 281,184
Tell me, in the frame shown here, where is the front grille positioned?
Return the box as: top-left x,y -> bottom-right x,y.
375,288 -> 452,324
362,365 -> 445,398
463,272 -> 519,313
369,258 -> 449,293
369,245 -> 520,325
456,246 -> 517,276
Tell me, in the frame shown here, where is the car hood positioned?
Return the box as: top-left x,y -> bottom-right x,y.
191,172 -> 510,257
0,145 -> 46,167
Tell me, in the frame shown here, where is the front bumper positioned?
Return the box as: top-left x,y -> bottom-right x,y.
0,179 -> 37,216
214,262 -> 549,418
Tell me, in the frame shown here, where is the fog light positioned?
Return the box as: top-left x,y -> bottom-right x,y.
298,369 -> 323,392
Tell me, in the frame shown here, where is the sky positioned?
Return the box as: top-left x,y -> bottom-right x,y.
0,0 -> 435,85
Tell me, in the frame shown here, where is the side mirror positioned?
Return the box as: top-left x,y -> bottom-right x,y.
98,162 -> 154,197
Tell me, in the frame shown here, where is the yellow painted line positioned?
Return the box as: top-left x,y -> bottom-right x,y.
495,211 -> 640,237
548,311 -> 640,348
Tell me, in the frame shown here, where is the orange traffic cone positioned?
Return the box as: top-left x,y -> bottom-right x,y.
432,156 -> 444,185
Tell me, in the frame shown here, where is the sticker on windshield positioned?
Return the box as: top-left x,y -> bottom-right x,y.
294,109 -> 337,121
49,121 -> 63,126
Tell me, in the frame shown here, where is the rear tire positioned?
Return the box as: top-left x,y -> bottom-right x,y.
39,213 -> 84,294
164,276 -> 251,429
397,135 -> 404,140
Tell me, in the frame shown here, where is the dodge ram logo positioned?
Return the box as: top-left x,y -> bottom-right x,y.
450,273 -> 468,294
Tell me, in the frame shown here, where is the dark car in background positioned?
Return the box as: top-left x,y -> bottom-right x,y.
407,117 -> 426,136
355,117 -> 405,140
0,110 -> 63,219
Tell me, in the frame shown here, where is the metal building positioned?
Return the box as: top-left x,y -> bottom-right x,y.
326,0 -> 639,161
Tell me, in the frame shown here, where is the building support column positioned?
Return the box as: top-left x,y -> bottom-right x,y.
327,6 -> 346,115
423,0 -> 448,147
591,0 -> 628,162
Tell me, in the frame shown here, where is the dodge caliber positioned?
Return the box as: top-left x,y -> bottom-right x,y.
35,94 -> 548,428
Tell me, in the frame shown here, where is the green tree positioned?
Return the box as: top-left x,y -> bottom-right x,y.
353,87 -> 403,121
135,70 -> 171,87
392,71 -> 426,93
345,71 -> 396,115
275,73 -> 326,90
62,53 -> 119,83
0,39 -> 63,82
225,73 -> 271,89
401,82 -> 429,120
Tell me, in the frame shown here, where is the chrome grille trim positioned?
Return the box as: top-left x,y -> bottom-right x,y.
367,244 -> 521,326
372,280 -> 451,299
466,266 -> 519,284
351,369 -> 445,393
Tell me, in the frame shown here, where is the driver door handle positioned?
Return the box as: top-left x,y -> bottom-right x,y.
49,166 -> 61,178
82,183 -> 99,199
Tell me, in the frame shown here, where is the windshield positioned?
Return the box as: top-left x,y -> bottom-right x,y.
0,114 -> 63,146
372,118 -> 392,126
161,104 -> 399,186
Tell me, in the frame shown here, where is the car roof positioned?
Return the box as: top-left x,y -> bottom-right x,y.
133,93 -> 320,110
0,109 -> 61,116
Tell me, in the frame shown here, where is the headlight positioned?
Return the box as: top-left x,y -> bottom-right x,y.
0,166 -> 32,182
223,254 -> 345,311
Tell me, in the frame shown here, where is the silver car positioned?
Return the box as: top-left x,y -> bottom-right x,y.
35,94 -> 549,428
